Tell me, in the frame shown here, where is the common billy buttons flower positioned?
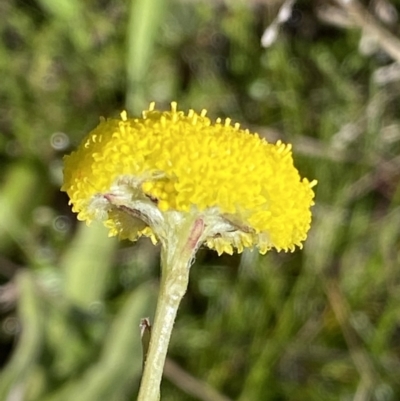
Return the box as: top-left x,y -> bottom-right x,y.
62,102 -> 316,255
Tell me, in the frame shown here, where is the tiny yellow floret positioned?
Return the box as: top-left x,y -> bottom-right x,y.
62,103 -> 316,254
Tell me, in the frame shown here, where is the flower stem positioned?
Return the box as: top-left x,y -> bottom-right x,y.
137,218 -> 204,401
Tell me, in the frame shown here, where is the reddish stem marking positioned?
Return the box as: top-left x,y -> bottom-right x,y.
186,218 -> 205,252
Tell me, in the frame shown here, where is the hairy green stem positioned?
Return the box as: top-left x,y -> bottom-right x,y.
137,218 -> 204,401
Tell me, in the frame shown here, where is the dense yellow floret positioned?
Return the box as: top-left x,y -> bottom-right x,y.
62,102 -> 316,253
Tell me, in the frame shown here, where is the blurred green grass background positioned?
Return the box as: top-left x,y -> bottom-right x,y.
1,0 -> 400,400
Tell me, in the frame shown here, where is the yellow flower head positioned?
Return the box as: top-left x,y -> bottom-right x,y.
62,102 -> 316,255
